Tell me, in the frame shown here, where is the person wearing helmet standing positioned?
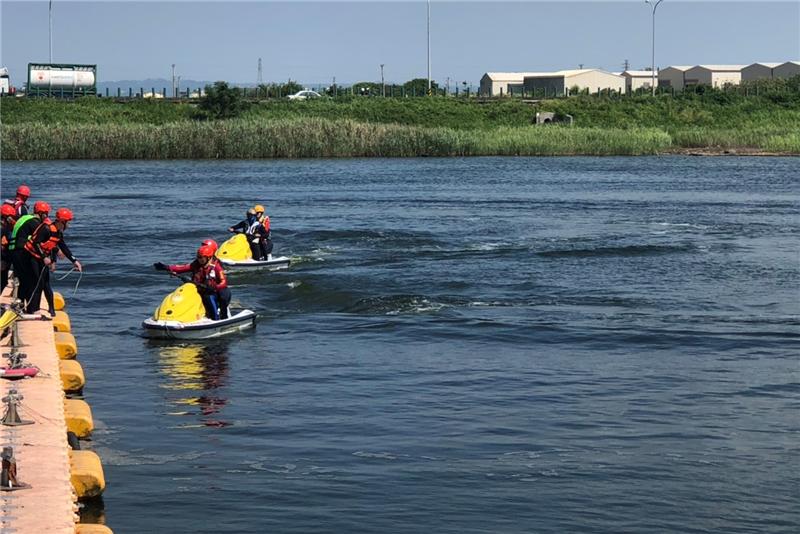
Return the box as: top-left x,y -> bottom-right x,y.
253,204 -> 274,259
154,245 -> 231,320
0,204 -> 18,291
8,201 -> 51,303
23,207 -> 82,316
228,208 -> 267,260
3,185 -> 31,218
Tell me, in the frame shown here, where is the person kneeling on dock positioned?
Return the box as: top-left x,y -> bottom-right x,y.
154,245 -> 231,320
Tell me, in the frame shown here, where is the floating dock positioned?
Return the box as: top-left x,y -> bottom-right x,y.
1,284 -> 111,533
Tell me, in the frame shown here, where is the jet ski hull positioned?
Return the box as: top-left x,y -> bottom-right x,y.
219,255 -> 291,271
142,309 -> 256,340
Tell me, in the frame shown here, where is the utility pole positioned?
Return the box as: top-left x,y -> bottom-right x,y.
427,0 -> 431,94
171,64 -> 176,98
257,58 -> 263,85
380,64 -> 385,97
645,0 -> 665,96
48,0 -> 53,63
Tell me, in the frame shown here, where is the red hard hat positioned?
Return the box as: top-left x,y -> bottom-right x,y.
1,204 -> 15,217
197,245 -> 214,258
55,208 -> 74,222
33,201 -> 50,214
16,185 -> 30,198
201,239 -> 218,254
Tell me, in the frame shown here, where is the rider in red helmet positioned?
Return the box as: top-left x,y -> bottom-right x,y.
154,245 -> 231,320
201,239 -> 219,257
0,204 -> 18,290
3,184 -> 31,217
21,207 -> 82,316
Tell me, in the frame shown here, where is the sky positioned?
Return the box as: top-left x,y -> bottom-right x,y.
1,1 -> 798,85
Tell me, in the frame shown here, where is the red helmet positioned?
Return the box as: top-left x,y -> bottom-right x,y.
1,204 -> 15,217
197,245 -> 214,258
33,201 -> 50,214
16,185 -> 30,198
201,239 -> 218,254
55,208 -> 74,222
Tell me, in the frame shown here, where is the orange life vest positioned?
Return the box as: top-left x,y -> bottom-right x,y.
24,221 -> 59,259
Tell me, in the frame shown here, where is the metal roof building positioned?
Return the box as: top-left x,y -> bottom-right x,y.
774,61 -> 800,79
622,70 -> 658,93
658,66 -> 692,90
522,69 -> 625,96
479,72 -> 548,97
684,65 -> 745,88
741,62 -> 782,81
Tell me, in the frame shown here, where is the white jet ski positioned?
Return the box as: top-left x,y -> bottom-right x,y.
217,234 -> 291,271
142,282 -> 256,340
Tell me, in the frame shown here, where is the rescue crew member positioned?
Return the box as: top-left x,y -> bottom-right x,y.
8,202 -> 51,306
201,239 -> 219,258
0,204 -> 18,290
228,208 -> 268,260
23,207 -> 82,316
253,204 -> 274,259
154,245 -> 231,320
3,185 -> 31,218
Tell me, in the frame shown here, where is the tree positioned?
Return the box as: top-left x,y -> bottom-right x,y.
403,78 -> 439,96
196,81 -> 247,120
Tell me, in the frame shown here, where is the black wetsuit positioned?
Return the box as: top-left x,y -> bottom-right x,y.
9,216 -> 41,306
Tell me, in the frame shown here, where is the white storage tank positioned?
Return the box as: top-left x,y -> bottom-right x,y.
27,63 -> 96,95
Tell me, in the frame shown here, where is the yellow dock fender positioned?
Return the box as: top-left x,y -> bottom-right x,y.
52,310 -> 71,333
64,399 -> 94,438
53,291 -> 66,311
54,332 -> 78,359
69,450 -> 106,499
76,525 -> 114,534
59,360 -> 85,392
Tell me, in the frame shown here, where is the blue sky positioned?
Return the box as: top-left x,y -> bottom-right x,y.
1,1 -> 798,85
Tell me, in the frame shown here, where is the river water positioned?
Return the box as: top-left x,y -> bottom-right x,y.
2,157 -> 798,533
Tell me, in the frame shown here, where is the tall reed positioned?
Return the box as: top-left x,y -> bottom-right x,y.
1,118 -> 673,160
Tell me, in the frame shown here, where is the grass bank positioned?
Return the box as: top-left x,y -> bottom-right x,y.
2,89 -> 799,158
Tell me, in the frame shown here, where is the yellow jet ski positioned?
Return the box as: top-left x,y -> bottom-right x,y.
217,234 -> 291,271
142,282 -> 256,340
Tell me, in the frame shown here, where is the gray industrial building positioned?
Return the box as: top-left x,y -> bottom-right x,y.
741,62 -> 782,81
773,61 -> 800,79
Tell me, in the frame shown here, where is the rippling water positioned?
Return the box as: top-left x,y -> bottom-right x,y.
3,157 -> 798,533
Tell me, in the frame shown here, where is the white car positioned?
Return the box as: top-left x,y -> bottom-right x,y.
288,90 -> 321,100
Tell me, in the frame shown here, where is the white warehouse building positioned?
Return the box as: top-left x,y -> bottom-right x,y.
479,72 -> 547,97
683,65 -> 745,88
522,69 -> 625,96
622,70 -> 658,93
658,66 -> 692,90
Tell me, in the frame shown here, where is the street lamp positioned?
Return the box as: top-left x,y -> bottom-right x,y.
645,0 -> 664,96
380,64 -> 385,97
49,0 -> 53,63
427,0 -> 431,94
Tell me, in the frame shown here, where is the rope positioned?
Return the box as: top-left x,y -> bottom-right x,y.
56,267 -> 82,296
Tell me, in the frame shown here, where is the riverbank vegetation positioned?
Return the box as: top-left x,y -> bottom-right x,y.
2,79 -> 799,158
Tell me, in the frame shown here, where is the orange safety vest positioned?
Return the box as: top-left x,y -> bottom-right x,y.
24,221 -> 59,259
